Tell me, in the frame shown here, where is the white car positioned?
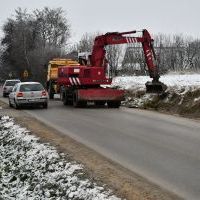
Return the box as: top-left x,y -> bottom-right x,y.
3,79 -> 21,97
9,82 -> 48,109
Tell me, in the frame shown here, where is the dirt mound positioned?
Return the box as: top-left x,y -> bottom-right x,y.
123,86 -> 200,118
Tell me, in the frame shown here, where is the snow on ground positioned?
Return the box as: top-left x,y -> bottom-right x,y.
112,74 -> 200,90
0,116 -> 121,200
111,74 -> 200,111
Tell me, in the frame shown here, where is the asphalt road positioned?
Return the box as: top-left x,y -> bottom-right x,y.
1,95 -> 200,200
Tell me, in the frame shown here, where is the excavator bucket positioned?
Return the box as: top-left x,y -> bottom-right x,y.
145,81 -> 167,93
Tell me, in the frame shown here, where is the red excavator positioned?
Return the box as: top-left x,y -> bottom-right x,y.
57,29 -> 167,108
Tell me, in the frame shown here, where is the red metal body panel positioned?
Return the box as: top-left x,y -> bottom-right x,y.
58,77 -> 112,86
77,88 -> 125,101
57,66 -> 112,86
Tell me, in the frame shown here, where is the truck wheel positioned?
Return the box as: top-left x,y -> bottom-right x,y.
73,101 -> 86,108
95,101 -> 106,107
63,95 -> 69,105
49,91 -> 54,99
107,101 -> 121,108
73,97 -> 81,107
48,81 -> 54,99
60,91 -> 64,101
73,92 -> 78,107
73,92 -> 86,108
79,101 -> 87,107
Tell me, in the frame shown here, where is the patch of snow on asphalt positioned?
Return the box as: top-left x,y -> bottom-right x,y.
0,116 -> 121,200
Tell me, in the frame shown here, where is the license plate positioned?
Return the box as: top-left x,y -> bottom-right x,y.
28,99 -> 36,102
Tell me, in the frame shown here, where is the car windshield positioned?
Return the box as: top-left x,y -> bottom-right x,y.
5,80 -> 20,86
19,84 -> 44,92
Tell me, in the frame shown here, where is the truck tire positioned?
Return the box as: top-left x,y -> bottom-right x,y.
48,80 -> 54,99
63,94 -> 69,105
95,101 -> 106,107
73,100 -> 87,108
107,101 -> 121,108
49,89 -> 54,99
62,91 -> 71,105
73,95 -> 79,107
73,92 -> 86,108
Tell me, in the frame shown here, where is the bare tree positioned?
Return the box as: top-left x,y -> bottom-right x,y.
76,32 -> 124,76
1,8 -> 34,77
106,45 -> 123,76
76,32 -> 96,52
1,7 -> 71,82
185,39 -> 200,71
34,7 -> 70,49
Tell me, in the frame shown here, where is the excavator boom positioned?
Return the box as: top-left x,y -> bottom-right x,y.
91,29 -> 167,93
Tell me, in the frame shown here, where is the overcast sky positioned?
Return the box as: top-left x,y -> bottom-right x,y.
0,0 -> 199,44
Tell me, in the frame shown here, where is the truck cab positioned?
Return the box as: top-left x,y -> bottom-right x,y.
47,58 -> 80,99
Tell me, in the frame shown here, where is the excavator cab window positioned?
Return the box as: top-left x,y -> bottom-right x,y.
79,58 -> 87,65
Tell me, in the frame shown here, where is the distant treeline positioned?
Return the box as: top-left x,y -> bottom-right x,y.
0,8 -> 199,82
121,34 -> 200,75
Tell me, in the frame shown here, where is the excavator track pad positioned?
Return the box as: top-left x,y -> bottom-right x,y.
145,81 -> 167,93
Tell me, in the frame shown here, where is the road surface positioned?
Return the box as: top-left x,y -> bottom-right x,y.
1,96 -> 200,200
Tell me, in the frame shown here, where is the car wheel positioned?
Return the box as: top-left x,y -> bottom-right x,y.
14,100 -> 21,110
9,99 -> 13,108
43,102 -> 48,109
3,93 -> 6,98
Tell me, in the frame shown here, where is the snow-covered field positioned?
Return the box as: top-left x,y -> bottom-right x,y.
112,74 -> 200,90
0,116 -> 121,200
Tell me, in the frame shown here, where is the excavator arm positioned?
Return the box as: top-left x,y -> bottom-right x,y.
90,29 -> 167,92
